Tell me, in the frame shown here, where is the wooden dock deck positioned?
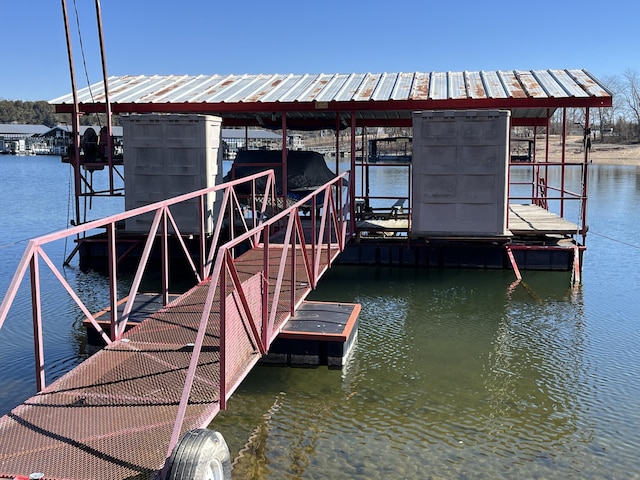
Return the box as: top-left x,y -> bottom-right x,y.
355,203 -> 580,238
0,242 -> 334,480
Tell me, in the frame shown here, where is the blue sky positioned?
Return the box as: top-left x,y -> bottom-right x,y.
1,0 -> 637,101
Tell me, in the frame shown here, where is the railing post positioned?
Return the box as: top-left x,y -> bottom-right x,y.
261,232 -> 270,352
161,207 -> 169,305
29,253 -> 45,391
220,257 -> 227,410
107,222 -> 118,339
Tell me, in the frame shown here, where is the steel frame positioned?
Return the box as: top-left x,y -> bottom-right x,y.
0,170 -> 278,390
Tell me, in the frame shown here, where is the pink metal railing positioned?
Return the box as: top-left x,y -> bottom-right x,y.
165,171 -> 351,458
0,170 -> 278,391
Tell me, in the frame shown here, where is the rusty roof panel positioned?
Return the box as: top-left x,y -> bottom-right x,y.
333,73 -> 367,101
530,70 -> 567,98
571,69 -> 614,97
49,70 -> 612,119
243,74 -> 288,103
260,74 -> 303,102
409,72 -> 430,100
165,75 -> 221,102
299,74 -> 332,102
212,75 -> 268,103
480,71 -> 506,98
515,70 -> 548,98
465,71 -> 486,99
315,74 -> 350,102
277,74 -> 316,102
354,73 -> 382,101
550,69 -> 589,97
498,71 -> 528,98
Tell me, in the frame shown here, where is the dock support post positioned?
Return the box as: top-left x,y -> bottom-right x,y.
572,246 -> 581,285
505,245 -> 522,282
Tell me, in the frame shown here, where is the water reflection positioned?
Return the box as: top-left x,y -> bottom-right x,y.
210,267 -> 610,479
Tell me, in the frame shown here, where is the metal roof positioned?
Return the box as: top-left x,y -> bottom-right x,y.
50,70 -> 613,129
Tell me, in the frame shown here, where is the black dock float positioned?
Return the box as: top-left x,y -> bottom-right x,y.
261,301 -> 360,368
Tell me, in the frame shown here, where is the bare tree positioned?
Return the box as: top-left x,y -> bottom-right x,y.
621,69 -> 640,141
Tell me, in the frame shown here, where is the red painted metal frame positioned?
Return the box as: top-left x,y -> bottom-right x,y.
165,171 -> 351,459
0,170 -> 277,386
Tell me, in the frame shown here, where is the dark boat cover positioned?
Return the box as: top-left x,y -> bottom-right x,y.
225,150 -> 339,200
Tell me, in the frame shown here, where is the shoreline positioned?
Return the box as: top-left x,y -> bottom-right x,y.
547,136 -> 640,166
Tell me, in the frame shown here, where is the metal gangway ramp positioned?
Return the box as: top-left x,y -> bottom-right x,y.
0,170 -> 351,479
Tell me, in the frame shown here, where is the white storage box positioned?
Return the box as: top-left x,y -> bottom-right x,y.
122,114 -> 223,235
411,110 -> 510,237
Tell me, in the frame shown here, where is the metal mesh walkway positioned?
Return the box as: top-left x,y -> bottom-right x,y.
0,243 -> 331,480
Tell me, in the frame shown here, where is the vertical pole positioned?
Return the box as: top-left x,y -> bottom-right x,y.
545,109 -> 550,197
94,0 -> 114,193
107,222 -> 118,339
335,113 -> 340,174
350,112 -> 357,235
581,107 -> 590,244
61,0 -> 82,228
161,209 -> 169,305
262,233 -> 270,352
30,254 -> 46,391
281,113 -> 288,206
219,259 -> 227,410
560,108 -> 567,217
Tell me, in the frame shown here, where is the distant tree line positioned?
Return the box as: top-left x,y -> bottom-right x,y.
0,100 -> 68,127
0,100 -> 113,127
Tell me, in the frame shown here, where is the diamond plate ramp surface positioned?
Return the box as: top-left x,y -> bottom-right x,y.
0,243 -> 332,479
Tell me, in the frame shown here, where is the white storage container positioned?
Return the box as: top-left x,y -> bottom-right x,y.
411,110 -> 510,237
122,114 -> 223,234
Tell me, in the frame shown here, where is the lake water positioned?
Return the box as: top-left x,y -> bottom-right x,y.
1,156 -> 639,479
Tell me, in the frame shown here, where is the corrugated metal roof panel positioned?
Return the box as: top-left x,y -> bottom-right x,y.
448,72 -> 467,99
333,73 -> 367,101
516,70 -> 548,98
550,69 -> 589,97
315,74 -> 350,102
49,70 -> 612,123
531,70 -> 567,98
430,72 -> 448,100
499,71 -> 528,98
410,72 -> 430,100
480,71 -> 507,99
354,73 -> 382,101
466,71 -> 486,99
391,72 -> 414,100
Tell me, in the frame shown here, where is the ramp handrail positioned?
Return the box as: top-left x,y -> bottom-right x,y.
0,170 -> 277,391
165,171 -> 352,460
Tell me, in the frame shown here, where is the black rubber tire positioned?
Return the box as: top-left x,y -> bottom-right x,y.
164,429 -> 231,480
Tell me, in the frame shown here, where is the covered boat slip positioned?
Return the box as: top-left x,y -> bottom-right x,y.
52,69 -> 611,275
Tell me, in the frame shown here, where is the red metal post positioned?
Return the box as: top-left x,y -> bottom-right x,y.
220,259 -> 227,410
29,254 -> 45,391
581,107 -> 590,243
560,108 -> 567,217
61,0 -> 82,228
107,222 -> 118,339
281,113 -> 288,205
335,113 -> 341,173
94,0 -> 114,193
261,233 -> 270,352
350,112 -> 357,235
161,208 -> 169,305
